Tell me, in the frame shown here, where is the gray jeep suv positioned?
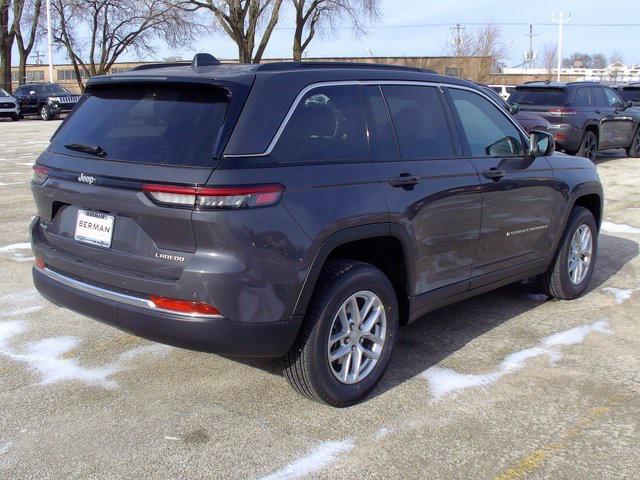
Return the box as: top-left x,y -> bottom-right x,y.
31,54 -> 603,406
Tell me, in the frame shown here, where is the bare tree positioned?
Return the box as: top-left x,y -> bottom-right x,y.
0,0 -> 22,92
52,0 -> 196,91
290,0 -> 379,61
178,0 -> 283,63
542,43 -> 557,80
445,23 -> 508,82
609,51 -> 624,65
15,0 -> 42,86
592,53 -> 607,69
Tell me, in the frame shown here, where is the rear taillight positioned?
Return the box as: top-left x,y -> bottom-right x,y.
548,108 -> 577,116
34,257 -> 46,270
32,165 -> 49,185
149,295 -> 221,316
141,184 -> 284,209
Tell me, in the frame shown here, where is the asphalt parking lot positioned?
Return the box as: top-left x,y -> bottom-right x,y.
1,119 -> 639,479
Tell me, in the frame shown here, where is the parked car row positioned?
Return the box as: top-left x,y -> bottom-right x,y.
616,83 -> 640,107
0,82 -> 80,122
508,81 -> 640,160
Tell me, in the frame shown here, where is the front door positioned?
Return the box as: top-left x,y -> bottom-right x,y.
445,87 -> 562,281
602,86 -> 635,148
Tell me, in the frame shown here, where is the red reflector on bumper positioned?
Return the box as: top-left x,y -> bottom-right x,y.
34,257 -> 46,270
149,295 -> 221,316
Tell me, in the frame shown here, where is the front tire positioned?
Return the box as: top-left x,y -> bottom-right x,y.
11,113 -> 20,121
538,206 -> 598,300
626,127 -> 640,158
40,104 -> 52,121
283,260 -> 399,407
577,131 -> 598,162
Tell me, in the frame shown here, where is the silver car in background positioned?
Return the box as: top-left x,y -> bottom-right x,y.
0,88 -> 21,121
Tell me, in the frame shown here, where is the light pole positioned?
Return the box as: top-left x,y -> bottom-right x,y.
45,0 -> 53,82
551,12 -> 571,82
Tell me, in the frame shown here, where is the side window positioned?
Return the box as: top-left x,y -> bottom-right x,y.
603,87 -> 622,107
381,85 -> 454,159
272,85 -> 368,164
449,88 -> 524,157
590,87 -> 608,108
361,85 -> 397,161
574,88 -> 591,107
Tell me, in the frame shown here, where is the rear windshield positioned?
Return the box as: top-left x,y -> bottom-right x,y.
509,88 -> 567,106
620,88 -> 640,102
50,85 -> 228,167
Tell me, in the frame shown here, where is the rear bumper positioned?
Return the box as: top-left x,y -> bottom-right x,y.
547,124 -> 582,152
32,265 -> 303,357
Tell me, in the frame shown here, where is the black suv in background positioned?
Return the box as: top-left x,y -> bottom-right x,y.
31,55 -> 603,406
14,82 -> 80,120
509,81 -> 640,160
616,83 -> 640,107
478,84 -> 551,134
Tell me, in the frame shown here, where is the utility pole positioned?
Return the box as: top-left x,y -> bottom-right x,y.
551,12 -> 571,82
525,24 -> 538,69
45,0 -> 53,82
450,23 -> 465,78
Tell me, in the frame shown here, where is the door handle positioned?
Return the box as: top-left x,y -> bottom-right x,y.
389,173 -> 421,188
594,110 -> 601,114
482,169 -> 506,181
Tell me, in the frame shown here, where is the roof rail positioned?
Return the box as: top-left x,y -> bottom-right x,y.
255,61 -> 434,74
129,62 -> 190,72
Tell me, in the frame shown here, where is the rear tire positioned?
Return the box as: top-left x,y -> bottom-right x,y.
626,127 -> 640,158
577,131 -> 598,162
283,260 -> 399,407
537,206 -> 598,300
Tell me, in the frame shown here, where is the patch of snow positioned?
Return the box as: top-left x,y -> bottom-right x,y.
260,439 -> 355,480
0,243 -> 31,253
0,182 -> 23,186
602,287 -> 634,304
526,293 -> 549,302
422,319 -> 612,400
602,221 -> 640,235
163,436 -> 180,441
0,305 -> 43,318
0,441 -> 14,455
1,288 -> 40,304
0,320 -> 170,388
374,427 -> 392,439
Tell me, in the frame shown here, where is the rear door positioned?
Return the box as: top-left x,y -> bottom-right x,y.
372,84 -> 482,295
32,82 -> 243,288
602,86 -> 635,147
445,87 -> 562,283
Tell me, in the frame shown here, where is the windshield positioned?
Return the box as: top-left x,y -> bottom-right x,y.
50,84 -> 229,167
45,84 -> 71,95
620,89 -> 640,102
509,88 -> 567,106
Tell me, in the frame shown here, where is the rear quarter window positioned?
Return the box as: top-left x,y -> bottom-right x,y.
50,85 -> 229,167
509,88 -> 567,106
272,85 -> 368,164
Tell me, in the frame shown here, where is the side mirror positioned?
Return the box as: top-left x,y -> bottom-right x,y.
509,103 -> 520,115
624,100 -> 633,110
529,130 -> 555,157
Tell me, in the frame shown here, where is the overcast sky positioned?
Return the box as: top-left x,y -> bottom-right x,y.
32,0 -> 640,67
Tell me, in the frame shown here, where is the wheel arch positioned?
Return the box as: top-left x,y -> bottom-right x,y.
292,223 -> 414,324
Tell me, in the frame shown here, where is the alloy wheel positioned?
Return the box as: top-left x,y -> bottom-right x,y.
568,224 -> 593,285
583,135 -> 597,162
40,106 -> 48,120
327,290 -> 387,384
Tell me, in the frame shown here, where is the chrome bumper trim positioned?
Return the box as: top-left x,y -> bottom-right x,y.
37,266 -> 222,318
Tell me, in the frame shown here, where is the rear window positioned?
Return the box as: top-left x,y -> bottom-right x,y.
509,88 -> 567,106
50,85 -> 228,167
621,88 -> 640,102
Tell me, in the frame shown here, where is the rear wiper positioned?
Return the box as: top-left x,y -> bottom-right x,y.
64,143 -> 107,157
